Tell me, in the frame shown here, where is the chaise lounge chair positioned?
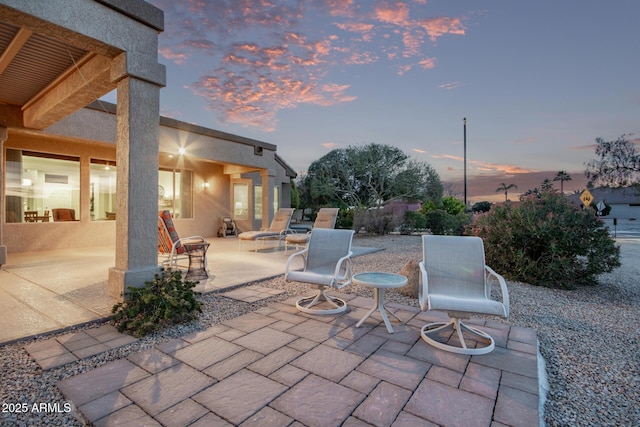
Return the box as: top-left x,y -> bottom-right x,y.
237,208 -> 295,252
284,208 -> 339,254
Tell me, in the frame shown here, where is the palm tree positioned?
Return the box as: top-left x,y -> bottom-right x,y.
553,171 -> 572,194
540,178 -> 554,191
496,182 -> 517,202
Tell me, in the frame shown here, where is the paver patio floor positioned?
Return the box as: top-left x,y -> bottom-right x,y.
57,294 -> 540,426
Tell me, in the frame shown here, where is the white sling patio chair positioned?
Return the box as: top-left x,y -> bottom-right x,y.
285,228 -> 355,314
238,208 -> 295,252
419,235 -> 509,355
284,207 -> 339,254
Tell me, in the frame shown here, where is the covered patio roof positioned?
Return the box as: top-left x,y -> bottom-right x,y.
0,0 -> 169,297
0,0 -> 163,130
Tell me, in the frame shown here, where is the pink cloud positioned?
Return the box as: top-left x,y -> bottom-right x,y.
323,0 -> 358,17
444,170 -> 589,203
402,30 -> 423,57
158,47 -> 189,65
193,70 -> 356,130
418,57 -> 437,69
432,153 -> 538,175
183,39 -> 216,51
375,1 -> 410,26
438,81 -> 460,90
397,64 -> 412,75
148,0 -> 468,130
335,22 -> 375,35
418,17 -> 466,42
345,50 -> 379,65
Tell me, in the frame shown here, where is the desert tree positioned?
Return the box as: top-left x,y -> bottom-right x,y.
304,143 -> 442,209
584,135 -> 640,187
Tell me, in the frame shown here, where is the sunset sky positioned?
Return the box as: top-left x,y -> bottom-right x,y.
118,0 -> 639,202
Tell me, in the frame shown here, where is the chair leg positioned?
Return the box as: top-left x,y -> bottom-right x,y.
420,318 -> 495,355
296,289 -> 347,315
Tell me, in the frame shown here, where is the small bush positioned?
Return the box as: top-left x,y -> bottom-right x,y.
468,192 -> 620,289
336,208 -> 354,229
440,196 -> 466,215
399,208 -> 471,235
111,269 -> 202,337
471,201 -> 492,213
400,210 -> 427,234
423,209 -> 471,235
353,208 -> 401,234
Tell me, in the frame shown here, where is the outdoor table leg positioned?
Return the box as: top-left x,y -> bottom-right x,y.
184,243 -> 210,281
356,288 -> 403,333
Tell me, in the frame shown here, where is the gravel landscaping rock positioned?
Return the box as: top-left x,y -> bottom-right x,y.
1,233 -> 638,426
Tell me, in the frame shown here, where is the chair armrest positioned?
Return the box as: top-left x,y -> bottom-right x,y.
485,265 -> 509,317
418,261 -> 429,311
285,248 -> 308,279
333,251 -> 354,289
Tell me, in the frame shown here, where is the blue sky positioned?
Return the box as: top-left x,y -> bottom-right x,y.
118,0 -> 639,201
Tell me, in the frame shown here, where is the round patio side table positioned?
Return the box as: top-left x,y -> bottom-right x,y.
183,242 -> 210,282
353,272 -> 408,333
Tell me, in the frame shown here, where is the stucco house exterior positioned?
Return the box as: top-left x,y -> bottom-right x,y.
0,1 -> 295,299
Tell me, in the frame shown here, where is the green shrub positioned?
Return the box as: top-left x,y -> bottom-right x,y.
471,201 -> 492,213
290,179 -> 300,209
468,192 -> 620,289
441,196 -> 466,215
423,209 -> 471,235
400,210 -> 427,234
111,269 -> 202,337
336,207 -> 354,229
424,209 -> 449,234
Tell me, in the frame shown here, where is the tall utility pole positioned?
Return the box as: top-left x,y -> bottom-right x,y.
463,117 -> 467,207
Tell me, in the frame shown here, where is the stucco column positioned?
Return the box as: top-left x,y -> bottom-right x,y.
108,54 -> 165,299
0,127 -> 7,265
261,170 -> 274,230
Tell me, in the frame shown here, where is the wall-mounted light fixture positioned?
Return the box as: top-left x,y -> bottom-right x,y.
178,147 -> 186,155
202,181 -> 210,189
